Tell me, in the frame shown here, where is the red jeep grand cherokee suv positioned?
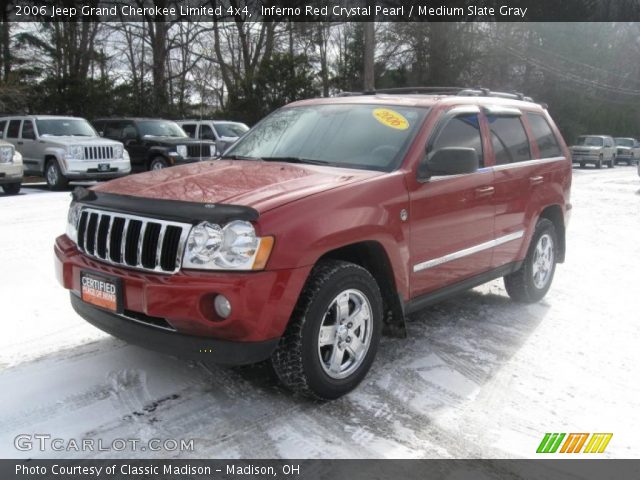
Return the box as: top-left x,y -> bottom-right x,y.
54,88 -> 572,399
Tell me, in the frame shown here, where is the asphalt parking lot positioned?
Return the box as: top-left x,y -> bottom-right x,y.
1,165 -> 639,459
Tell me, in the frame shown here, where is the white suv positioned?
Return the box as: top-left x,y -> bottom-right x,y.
176,120 -> 249,154
570,135 -> 616,169
0,116 -> 131,190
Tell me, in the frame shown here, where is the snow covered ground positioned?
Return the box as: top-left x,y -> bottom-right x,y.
1,166 -> 639,459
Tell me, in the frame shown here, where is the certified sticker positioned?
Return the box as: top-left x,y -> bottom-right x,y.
372,108 -> 410,130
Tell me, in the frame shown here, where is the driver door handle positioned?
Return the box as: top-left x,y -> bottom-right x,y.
475,186 -> 495,198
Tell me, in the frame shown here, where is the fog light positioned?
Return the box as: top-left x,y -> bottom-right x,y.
214,295 -> 232,319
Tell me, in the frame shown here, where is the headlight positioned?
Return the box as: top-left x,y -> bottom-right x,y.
12,150 -> 22,164
66,202 -> 82,243
176,145 -> 187,157
123,149 -> 130,161
113,144 -> 124,159
210,144 -> 217,157
0,145 -> 13,163
66,145 -> 84,160
182,220 -> 274,271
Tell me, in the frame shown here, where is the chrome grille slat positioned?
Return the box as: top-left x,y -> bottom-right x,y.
76,208 -> 190,274
137,221 -> 148,267
156,224 -> 167,267
105,215 -> 114,260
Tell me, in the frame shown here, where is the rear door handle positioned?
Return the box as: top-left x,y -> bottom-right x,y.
529,175 -> 544,186
17,141 -> 23,145
474,186 -> 495,198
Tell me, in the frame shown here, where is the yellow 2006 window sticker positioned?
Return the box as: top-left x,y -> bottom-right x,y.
372,108 -> 410,130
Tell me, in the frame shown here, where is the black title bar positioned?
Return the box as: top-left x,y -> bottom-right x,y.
5,0 -> 640,22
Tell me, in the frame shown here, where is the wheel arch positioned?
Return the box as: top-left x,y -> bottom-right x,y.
539,204 -> 565,263
317,241 -> 406,338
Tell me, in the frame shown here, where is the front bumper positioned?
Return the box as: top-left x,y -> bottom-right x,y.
571,154 -> 600,163
70,294 -> 279,364
63,158 -> 131,179
54,234 -> 310,344
0,163 -> 23,184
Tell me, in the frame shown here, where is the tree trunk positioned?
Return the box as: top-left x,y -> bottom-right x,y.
363,22 -> 375,91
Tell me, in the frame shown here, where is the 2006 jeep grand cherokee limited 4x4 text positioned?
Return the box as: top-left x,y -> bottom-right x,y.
55,88 -> 572,399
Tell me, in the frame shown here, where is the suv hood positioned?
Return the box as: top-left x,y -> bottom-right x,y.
570,145 -> 603,151
92,160 -> 382,213
42,136 -> 122,147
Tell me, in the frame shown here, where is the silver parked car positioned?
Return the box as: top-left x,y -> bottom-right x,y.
176,120 -> 249,154
570,135 -> 616,169
0,139 -> 23,195
0,116 -> 131,190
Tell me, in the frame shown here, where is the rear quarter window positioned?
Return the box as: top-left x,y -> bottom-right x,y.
487,115 -> 531,165
526,113 -> 562,158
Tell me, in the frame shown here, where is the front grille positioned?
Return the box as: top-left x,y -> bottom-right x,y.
77,208 -> 190,274
186,144 -> 210,158
84,145 -> 115,160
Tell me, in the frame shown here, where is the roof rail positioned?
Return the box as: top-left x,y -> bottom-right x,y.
457,88 -> 534,102
337,86 -> 466,97
336,86 -> 536,103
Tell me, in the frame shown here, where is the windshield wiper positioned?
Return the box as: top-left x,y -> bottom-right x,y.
223,154 -> 261,161
261,156 -> 333,166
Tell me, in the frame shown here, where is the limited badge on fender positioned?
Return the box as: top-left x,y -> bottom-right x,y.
372,108 -> 410,130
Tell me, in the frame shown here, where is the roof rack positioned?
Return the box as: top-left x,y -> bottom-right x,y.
336,86 -> 536,103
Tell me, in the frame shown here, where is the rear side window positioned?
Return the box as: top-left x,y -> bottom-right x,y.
199,124 -> 216,140
488,116 -> 531,165
7,120 -> 21,138
0,120 -> 6,138
181,124 -> 196,137
432,114 -> 484,167
526,113 -> 561,158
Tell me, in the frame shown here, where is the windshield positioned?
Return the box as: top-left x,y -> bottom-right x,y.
216,122 -> 249,138
576,136 -> 603,147
226,104 -> 427,171
137,120 -> 187,138
36,119 -> 96,137
615,138 -> 634,147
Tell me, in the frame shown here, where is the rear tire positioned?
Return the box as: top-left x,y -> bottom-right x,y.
2,183 -> 21,195
579,162 -> 585,168
609,156 -> 615,168
271,260 -> 382,400
45,160 -> 68,191
504,218 -> 558,303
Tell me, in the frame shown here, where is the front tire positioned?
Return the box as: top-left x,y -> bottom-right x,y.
609,156 -> 615,168
2,183 -> 21,195
149,156 -> 169,171
596,155 -> 603,169
45,160 -> 68,190
271,260 -> 382,400
504,218 -> 558,303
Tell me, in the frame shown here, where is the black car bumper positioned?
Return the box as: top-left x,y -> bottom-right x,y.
70,293 -> 279,365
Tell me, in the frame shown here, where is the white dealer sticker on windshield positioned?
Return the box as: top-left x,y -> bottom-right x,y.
372,108 -> 410,130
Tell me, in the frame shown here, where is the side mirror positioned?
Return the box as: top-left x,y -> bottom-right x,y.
419,147 -> 479,179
